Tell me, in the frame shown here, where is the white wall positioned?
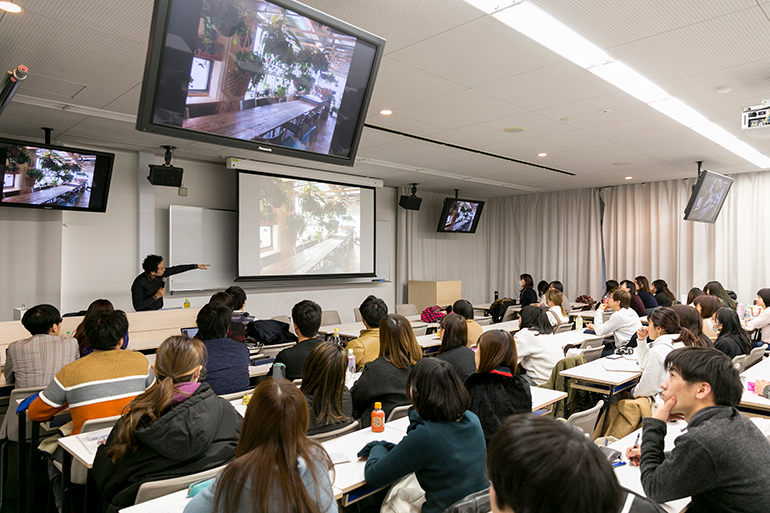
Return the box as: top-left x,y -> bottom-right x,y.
57,149 -> 397,323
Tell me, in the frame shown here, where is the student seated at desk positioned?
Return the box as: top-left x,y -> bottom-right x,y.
197,302 -> 250,395
208,291 -> 244,342
351,314 -> 422,427
73,299 -> 129,356
436,313 -> 476,382
545,289 -> 569,326
27,310 -> 155,511
269,300 -> 323,381
635,276 -> 659,313
513,306 -> 565,386
687,287 -> 704,305
359,358 -> 488,513
452,299 -> 483,347
548,281 -> 572,312
225,285 -> 255,327
488,415 -> 623,513
347,295 -> 388,370
519,273 -> 538,307
537,279 -> 550,306
2,304 -> 79,438
300,341 -> 354,436
585,288 -> 642,352
711,307 -> 751,359
746,288 -> 770,347
652,279 -> 676,308
620,280 -> 647,317
626,347 -> 770,512
693,295 -> 722,342
465,330 -> 531,445
93,336 -> 241,513
671,304 -> 713,348
184,379 -> 336,513
703,280 -> 737,310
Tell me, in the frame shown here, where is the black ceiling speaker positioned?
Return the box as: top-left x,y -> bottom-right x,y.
148,146 -> 183,187
399,183 -> 422,210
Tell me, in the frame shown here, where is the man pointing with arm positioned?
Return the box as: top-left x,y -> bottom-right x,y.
131,254 -> 209,311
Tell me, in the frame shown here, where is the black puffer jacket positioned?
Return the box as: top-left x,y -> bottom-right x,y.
92,383 -> 241,513
464,372 -> 531,445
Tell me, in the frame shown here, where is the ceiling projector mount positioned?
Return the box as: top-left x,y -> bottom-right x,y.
399,183 -> 422,210
147,145 -> 184,187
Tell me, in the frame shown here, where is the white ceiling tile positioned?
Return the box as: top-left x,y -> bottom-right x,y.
396,90 -> 527,130
0,103 -> 89,138
357,138 -> 455,163
475,62 -> 619,111
548,143 -> 645,164
535,93 -> 655,129
661,59 -> 770,109
357,128 -> 406,149
583,115 -> 689,144
365,115 -> 447,136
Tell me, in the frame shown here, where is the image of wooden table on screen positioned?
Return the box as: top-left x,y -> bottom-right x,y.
238,170 -> 375,280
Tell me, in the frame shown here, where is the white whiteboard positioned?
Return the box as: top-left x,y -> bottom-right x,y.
168,205 -> 237,292
375,220 -> 390,281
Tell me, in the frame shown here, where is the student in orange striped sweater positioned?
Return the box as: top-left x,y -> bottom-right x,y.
28,309 -> 155,511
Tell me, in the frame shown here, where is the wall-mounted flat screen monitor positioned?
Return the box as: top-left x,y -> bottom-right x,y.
0,138 -> 114,212
437,198 -> 485,233
684,170 -> 733,223
137,0 -> 385,166
237,169 -> 375,280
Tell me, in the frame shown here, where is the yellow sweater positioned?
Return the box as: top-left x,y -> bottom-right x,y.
348,328 -> 380,370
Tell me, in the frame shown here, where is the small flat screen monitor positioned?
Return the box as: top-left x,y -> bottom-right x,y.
136,0 -> 385,166
684,170 -> 733,223
437,198 -> 485,233
0,138 -> 114,212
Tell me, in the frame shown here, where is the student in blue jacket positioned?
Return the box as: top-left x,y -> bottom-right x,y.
358,358 -> 488,513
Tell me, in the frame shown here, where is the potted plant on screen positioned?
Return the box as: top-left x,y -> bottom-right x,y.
227,51 -> 265,97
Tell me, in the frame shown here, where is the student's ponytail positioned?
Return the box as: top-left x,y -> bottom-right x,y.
673,327 -> 706,348
106,336 -> 205,462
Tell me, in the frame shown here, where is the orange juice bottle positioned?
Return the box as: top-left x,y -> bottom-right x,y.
371,402 -> 385,432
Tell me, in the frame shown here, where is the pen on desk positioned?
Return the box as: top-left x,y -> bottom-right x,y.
633,433 -> 641,448
612,461 -> 627,468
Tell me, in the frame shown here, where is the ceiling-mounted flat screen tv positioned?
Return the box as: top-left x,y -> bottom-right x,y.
684,170 -> 733,223
437,198 -> 485,233
136,0 -> 385,166
0,138 -> 114,212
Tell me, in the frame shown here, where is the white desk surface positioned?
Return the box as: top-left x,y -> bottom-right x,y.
472,304 -> 491,311
119,489 -> 190,513
560,357 -> 642,386
482,320 -> 520,333
58,426 -> 113,469
608,420 -> 690,513
531,387 -> 567,411
322,426 -> 407,494
740,356 -> 770,412
415,333 -> 441,348
319,320 -> 428,338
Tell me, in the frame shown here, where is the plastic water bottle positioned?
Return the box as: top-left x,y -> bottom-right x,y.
737,303 -> 745,320
333,328 -> 341,345
347,349 -> 356,375
371,402 -> 385,432
184,298 -> 190,308
576,314 -> 583,331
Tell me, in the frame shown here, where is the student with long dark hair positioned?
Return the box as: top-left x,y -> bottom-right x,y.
452,299 -> 483,347
620,280 -> 646,317
651,279 -> 676,307
693,295 -> 722,341
94,336 -> 241,512
747,288 -> 770,346
184,379 -> 336,513
359,358 -> 488,513
74,299 -> 128,356
635,276 -> 659,312
703,280 -> 736,310
436,313 -> 476,382
712,308 -> 752,359
519,273 -> 537,307
513,305 -> 564,385
351,314 -> 422,427
465,330 -> 531,444
633,307 -> 703,400
537,280 -> 550,305
687,287 -> 704,305
672,304 -> 713,348
300,341 -> 353,436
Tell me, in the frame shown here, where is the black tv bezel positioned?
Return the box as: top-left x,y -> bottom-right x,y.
235,168 -> 377,281
683,169 -> 734,224
0,137 -> 115,213
436,197 -> 485,234
136,0 -> 385,167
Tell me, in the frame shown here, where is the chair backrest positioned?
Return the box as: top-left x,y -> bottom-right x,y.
566,399 -> 604,435
395,304 -> 419,316
501,306 -> 518,322
732,354 -> 746,370
386,404 -> 410,423
80,415 -> 120,434
353,307 -> 362,322
134,464 -> 228,505
307,420 -> 359,442
476,316 -> 492,326
740,346 -> 764,372
602,310 -> 613,322
271,315 -> 293,334
7,386 -> 47,442
412,325 -> 427,337
259,341 -> 296,359
218,389 -> 251,402
580,335 -> 606,349
582,345 -> 604,362
554,324 -> 573,334
321,310 -> 341,326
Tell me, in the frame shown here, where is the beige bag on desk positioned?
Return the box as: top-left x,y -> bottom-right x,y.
380,473 -> 425,513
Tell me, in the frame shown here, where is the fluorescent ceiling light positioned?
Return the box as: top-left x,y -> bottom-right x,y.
464,0 -> 770,169
0,2 -> 22,13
